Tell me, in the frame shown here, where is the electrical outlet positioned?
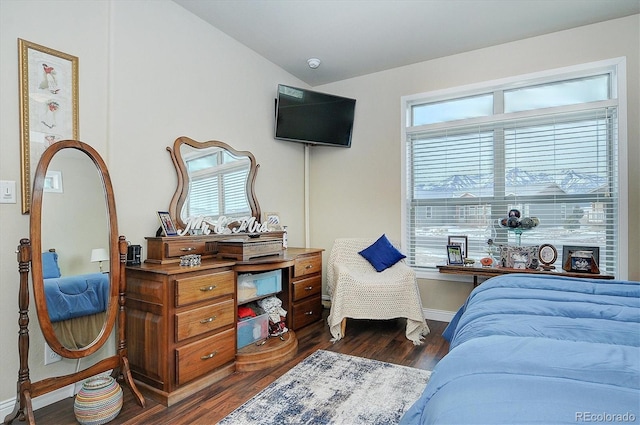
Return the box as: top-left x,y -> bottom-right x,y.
44,343 -> 62,365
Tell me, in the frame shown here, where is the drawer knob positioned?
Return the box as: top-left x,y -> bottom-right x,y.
200,315 -> 217,324
199,285 -> 217,292
305,311 -> 314,315
305,264 -> 313,269
201,351 -> 218,360
180,247 -> 196,252
305,286 -> 313,291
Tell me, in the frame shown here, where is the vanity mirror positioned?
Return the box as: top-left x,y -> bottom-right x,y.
6,140 -> 144,424
167,136 -> 261,231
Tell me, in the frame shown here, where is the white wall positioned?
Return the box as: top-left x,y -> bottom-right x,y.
311,14 -> 640,312
0,0 -> 308,409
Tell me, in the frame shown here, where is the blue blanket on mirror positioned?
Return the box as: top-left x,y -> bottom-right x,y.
401,274 -> 640,425
44,273 -> 110,322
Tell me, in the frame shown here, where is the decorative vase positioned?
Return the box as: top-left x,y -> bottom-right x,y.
74,376 -> 123,425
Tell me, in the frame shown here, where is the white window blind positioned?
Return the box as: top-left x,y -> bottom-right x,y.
404,66 -> 621,276
184,152 -> 250,220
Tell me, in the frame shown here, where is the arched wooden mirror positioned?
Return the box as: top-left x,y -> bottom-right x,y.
167,136 -> 261,230
6,140 -> 144,425
33,143 -> 116,356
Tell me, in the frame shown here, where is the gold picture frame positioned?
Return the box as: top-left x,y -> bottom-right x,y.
19,38 -> 79,214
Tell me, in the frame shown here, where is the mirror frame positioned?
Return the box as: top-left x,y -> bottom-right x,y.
167,136 -> 261,230
30,140 -> 119,358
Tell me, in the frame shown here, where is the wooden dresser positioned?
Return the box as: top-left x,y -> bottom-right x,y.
283,249 -> 323,330
126,260 -> 237,406
126,235 -> 323,406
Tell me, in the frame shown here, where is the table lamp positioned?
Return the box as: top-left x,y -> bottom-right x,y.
91,248 -> 109,273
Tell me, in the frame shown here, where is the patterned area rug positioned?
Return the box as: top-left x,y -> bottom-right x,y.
218,349 -> 431,425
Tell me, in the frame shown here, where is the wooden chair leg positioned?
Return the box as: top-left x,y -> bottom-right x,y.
340,318 -> 347,337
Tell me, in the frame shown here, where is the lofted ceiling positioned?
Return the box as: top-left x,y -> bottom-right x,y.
174,0 -> 640,87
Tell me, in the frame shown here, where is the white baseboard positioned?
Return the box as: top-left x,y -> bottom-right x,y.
422,308 -> 455,323
0,384 -> 74,420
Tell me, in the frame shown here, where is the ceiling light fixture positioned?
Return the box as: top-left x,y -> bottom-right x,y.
307,58 -> 321,69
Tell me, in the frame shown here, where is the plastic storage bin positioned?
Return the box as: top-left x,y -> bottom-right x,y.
237,270 -> 282,302
237,312 -> 269,349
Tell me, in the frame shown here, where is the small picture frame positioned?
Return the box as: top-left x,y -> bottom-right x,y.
562,245 -> 600,273
262,212 -> 282,231
447,245 -> 464,265
448,235 -> 468,258
157,211 -> 178,236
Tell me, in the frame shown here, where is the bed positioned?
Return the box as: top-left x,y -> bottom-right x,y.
401,273 -> 640,424
43,250 -> 110,349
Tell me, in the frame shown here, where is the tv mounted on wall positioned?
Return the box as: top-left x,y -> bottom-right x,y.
274,84 -> 356,148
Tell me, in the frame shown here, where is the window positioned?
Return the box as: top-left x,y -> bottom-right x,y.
402,59 -> 627,278
184,149 -> 250,218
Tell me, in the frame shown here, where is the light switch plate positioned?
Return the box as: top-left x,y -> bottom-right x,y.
0,180 -> 16,204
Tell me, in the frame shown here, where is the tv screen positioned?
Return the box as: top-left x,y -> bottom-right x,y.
274,84 -> 356,148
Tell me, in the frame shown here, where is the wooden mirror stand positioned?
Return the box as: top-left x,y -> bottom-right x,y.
5,141 -> 145,424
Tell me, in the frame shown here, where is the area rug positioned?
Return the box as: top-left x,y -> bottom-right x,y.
218,349 -> 431,425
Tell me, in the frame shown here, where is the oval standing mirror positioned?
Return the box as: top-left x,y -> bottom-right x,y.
168,136 -> 261,230
30,140 -> 119,358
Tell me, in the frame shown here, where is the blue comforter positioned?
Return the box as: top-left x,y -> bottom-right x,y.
401,274 -> 640,424
44,273 -> 110,322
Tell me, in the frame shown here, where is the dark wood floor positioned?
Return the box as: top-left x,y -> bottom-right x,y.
31,309 -> 449,424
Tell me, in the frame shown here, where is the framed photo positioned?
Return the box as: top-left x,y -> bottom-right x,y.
19,39 -> 79,214
562,245 -> 600,273
157,211 -> 178,236
447,235 -> 468,258
262,212 -> 282,231
499,245 -> 539,269
447,245 -> 464,265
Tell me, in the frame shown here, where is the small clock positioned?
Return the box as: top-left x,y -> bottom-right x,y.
538,244 -> 557,270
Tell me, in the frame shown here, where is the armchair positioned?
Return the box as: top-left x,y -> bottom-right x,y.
327,237 -> 429,345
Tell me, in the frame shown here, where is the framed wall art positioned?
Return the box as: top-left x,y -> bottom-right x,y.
19,38 -> 79,214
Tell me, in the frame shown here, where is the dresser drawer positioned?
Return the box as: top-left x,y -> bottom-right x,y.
293,253 -> 322,278
175,298 -> 235,342
175,270 -> 234,306
292,295 -> 322,329
175,328 -> 236,386
292,275 -> 321,302
165,239 -> 209,258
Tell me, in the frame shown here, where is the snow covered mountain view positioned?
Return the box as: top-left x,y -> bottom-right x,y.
415,167 -> 608,199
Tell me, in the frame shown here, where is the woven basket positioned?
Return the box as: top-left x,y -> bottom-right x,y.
74,376 -> 123,425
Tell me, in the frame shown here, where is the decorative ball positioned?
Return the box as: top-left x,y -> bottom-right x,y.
508,209 -> 521,218
520,217 -> 534,229
74,376 -> 123,425
507,217 -> 520,228
500,217 -> 508,227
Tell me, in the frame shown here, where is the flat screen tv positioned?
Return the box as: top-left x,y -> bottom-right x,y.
274,84 -> 356,148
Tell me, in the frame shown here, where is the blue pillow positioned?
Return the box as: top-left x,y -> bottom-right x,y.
358,234 -> 406,272
42,251 -> 61,279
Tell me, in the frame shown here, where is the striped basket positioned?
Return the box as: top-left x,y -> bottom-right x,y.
73,376 -> 123,425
